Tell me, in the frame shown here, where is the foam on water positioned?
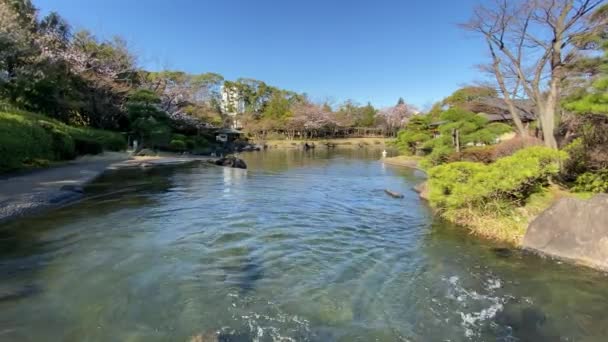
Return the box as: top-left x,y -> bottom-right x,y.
225,291 -> 312,341
443,275 -> 506,339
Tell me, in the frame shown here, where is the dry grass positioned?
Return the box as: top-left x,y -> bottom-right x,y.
383,155 -> 423,170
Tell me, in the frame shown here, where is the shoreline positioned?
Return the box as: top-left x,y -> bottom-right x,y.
382,154 -> 528,246
382,155 -> 425,172
258,137 -> 392,149
0,153 -> 212,225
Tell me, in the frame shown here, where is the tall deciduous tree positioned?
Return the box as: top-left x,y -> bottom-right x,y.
464,0 -> 606,148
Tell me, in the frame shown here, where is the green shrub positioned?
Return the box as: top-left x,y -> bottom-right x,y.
561,114 -> 608,181
170,133 -> 195,149
171,134 -> 187,141
169,139 -> 187,151
493,136 -> 543,159
185,138 -> 195,149
0,109 -> 125,172
420,145 -> 453,169
0,112 -> 54,171
22,158 -> 51,168
448,146 -> 496,164
191,136 -> 212,154
95,131 -> 126,151
572,170 -> 608,193
74,138 -> 103,155
50,129 -> 76,160
428,147 -> 567,212
428,161 -> 487,209
70,129 -> 126,151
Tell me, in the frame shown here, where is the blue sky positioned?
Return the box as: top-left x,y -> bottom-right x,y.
35,0 -> 489,109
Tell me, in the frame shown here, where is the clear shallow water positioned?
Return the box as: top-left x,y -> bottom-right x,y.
1,149 -> 607,341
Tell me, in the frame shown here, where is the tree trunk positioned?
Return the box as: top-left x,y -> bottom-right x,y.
539,103 -> 558,149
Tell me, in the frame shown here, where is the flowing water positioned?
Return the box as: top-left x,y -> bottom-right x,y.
1,149 -> 607,341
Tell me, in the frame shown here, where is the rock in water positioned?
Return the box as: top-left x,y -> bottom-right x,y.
384,189 -> 404,199
210,156 -> 247,169
523,194 -> 608,270
414,181 -> 429,201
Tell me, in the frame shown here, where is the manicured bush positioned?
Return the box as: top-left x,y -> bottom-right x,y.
572,170 -> 608,193
94,131 -> 126,151
185,138 -> 195,149
448,136 -> 544,164
70,129 -> 126,152
74,138 -> 103,155
420,145 -> 453,169
560,114 -> 608,181
428,147 -> 568,211
50,129 -> 76,160
170,133 -> 195,149
493,135 -> 543,159
191,136 -> 212,154
22,158 -> 51,168
169,139 -> 187,151
171,134 -> 187,141
448,146 -> 496,164
0,112 -> 54,171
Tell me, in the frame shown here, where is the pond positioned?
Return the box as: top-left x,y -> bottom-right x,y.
0,149 -> 607,341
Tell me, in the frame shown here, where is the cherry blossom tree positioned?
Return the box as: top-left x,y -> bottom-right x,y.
378,101 -> 417,136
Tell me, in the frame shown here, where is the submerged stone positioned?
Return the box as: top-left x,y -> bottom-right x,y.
495,305 -> 551,341
314,296 -> 354,325
492,247 -> 513,258
384,189 -> 404,199
190,330 -> 252,342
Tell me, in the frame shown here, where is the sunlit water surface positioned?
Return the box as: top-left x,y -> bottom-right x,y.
1,149 -> 607,341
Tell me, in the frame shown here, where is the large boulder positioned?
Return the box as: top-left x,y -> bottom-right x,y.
523,194 -> 608,270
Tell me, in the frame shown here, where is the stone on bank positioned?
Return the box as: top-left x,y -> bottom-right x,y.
523,194 -> 608,271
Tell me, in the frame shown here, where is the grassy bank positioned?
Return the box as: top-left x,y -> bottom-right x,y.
421,146 -> 574,246
260,137 -> 392,149
0,108 -> 126,172
441,187 -> 592,245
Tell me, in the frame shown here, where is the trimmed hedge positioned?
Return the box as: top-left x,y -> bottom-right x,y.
448,146 -> 496,164
168,139 -> 187,151
0,109 -> 126,172
0,112 -> 55,170
428,147 -> 568,211
572,170 -> 608,193
74,138 -> 104,155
